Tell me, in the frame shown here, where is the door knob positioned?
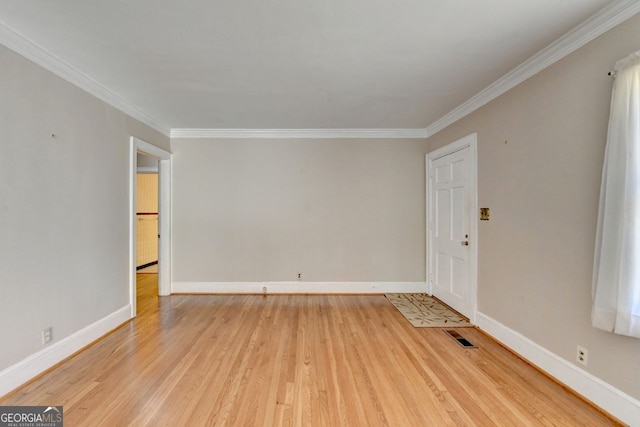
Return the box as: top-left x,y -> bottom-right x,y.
461,241 -> 469,246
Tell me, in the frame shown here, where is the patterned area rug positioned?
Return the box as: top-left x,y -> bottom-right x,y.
385,293 -> 472,327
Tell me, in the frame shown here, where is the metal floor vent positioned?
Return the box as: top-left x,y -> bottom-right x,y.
445,330 -> 477,349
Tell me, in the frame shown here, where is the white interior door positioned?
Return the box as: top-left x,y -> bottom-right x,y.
427,134 -> 477,321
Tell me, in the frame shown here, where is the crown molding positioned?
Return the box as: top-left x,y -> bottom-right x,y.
0,23 -> 171,137
4,0 -> 638,141
170,128 -> 428,139
425,0 -> 640,138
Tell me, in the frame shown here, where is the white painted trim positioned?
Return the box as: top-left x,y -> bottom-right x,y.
425,152 -> 431,297
426,134 -> 478,323
476,312 -> 640,426
130,137 -> 172,317
3,0 -> 637,143
171,281 -> 427,294
425,0 -> 640,137
2,0 -> 637,143
0,24 -> 170,137
0,305 -> 130,398
129,141 -> 137,317
170,128 -> 428,139
157,157 -> 172,297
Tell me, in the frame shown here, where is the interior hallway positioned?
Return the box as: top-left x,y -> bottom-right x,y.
0,275 -> 620,425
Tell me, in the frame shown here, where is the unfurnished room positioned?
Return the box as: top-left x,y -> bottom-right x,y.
1,1 -> 640,425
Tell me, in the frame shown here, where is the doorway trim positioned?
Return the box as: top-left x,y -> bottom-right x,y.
129,137 -> 172,318
426,133 -> 478,323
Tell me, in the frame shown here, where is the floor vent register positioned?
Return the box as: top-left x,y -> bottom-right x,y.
445,330 -> 477,348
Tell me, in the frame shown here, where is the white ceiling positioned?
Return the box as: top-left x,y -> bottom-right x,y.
0,0 -> 623,133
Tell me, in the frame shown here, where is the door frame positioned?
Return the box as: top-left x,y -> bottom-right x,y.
129,136 -> 172,318
426,133 -> 478,323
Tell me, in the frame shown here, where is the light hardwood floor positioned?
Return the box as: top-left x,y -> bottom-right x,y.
0,274 -> 620,426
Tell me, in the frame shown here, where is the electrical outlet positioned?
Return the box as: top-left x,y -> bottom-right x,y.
576,345 -> 588,367
262,286 -> 267,295
297,273 -> 302,281
41,327 -> 52,345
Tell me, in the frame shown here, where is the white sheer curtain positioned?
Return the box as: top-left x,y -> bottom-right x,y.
592,50 -> 640,339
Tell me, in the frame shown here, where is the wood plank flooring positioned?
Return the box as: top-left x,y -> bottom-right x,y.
0,274 -> 620,426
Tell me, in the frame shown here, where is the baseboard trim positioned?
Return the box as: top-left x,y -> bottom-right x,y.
476,312 -> 640,426
171,281 -> 427,294
0,305 -> 132,398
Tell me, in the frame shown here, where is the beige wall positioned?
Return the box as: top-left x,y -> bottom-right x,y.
171,138 -> 428,283
0,44 -> 169,372
426,14 -> 640,399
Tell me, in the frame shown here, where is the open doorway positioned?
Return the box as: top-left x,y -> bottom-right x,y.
135,156 -> 159,313
136,163 -> 158,273
129,137 -> 172,318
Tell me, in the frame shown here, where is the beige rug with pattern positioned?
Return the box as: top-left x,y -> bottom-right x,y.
385,293 -> 472,327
